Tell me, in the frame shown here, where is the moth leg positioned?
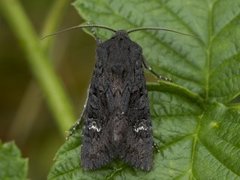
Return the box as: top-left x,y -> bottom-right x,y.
66,103 -> 87,139
86,23 -> 103,44
66,118 -> 81,140
96,38 -> 102,45
142,58 -> 172,82
91,31 -> 102,44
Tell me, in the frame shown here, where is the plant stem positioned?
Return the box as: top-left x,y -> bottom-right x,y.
41,0 -> 69,50
0,0 -> 75,135
8,0 -> 70,142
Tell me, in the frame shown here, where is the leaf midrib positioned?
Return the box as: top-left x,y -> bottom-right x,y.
189,113 -> 202,180
205,0 -> 216,100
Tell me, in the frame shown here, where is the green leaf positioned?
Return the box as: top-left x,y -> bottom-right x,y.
48,0 -> 240,179
0,141 -> 28,180
149,93 -> 240,179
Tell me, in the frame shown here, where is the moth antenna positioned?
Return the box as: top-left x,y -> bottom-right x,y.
127,27 -> 195,37
41,24 -> 117,39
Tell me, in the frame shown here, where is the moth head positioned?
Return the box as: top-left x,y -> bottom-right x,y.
115,30 -> 128,37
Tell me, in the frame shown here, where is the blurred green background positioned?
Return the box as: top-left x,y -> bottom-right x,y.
0,0 -> 95,179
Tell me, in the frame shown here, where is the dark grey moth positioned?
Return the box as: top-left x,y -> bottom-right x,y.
81,30 -> 153,171
45,25 -> 191,171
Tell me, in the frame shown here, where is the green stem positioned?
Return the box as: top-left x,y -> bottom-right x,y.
147,81 -> 204,107
41,0 -> 69,50
0,0 -> 75,134
229,103 -> 240,110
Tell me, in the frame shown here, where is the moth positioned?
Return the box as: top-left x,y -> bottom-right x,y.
82,30 -> 154,171
45,25 -> 190,171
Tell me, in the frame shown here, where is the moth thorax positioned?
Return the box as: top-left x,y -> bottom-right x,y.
111,63 -> 126,76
